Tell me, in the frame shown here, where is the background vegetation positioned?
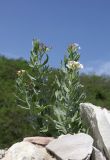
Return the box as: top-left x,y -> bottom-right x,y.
0,55 -> 110,148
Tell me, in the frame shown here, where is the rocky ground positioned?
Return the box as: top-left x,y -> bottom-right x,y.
1,103 -> 110,160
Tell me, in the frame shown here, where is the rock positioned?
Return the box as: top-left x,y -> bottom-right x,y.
46,133 -> 93,160
91,147 -> 106,160
23,136 -> 54,146
0,149 -> 7,159
80,103 -> 110,160
2,141 -> 55,160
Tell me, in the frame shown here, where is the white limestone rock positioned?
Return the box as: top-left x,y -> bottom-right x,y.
2,141 -> 55,160
91,147 -> 106,160
46,133 -> 93,160
80,103 -> 110,160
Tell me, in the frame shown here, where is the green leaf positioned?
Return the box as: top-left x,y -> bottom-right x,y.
55,90 -> 59,98
74,54 -> 80,61
42,54 -> 49,66
63,83 -> 69,93
27,73 -> 36,81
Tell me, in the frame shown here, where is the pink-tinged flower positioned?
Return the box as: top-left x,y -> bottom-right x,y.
68,43 -> 80,52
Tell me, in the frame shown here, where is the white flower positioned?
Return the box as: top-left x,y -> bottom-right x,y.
74,43 -> 79,47
66,61 -> 83,70
21,70 -> 26,73
74,43 -> 81,50
17,70 -> 26,76
79,63 -> 83,69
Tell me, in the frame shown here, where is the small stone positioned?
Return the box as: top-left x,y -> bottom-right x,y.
0,149 -> 6,159
23,136 -> 54,146
1,150 -> 5,155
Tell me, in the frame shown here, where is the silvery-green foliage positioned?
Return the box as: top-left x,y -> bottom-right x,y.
53,44 -> 86,134
16,40 -> 51,134
16,40 -> 86,136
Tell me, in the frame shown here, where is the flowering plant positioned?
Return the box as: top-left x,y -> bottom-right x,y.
51,43 -> 86,134
16,40 -> 52,134
16,40 -> 86,136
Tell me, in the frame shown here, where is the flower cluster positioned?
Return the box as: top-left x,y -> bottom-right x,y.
66,61 -> 83,70
32,40 -> 50,53
68,43 -> 80,53
17,70 -> 26,76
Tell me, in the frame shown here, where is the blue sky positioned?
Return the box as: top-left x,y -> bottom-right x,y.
0,0 -> 110,75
